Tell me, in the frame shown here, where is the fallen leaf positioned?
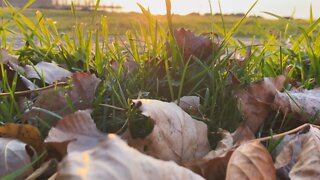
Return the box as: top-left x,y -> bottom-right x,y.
170,28 -> 215,60
0,138 -> 35,178
45,110 -> 105,156
233,67 -> 290,133
0,49 -> 29,91
275,125 -> 320,179
231,123 -> 256,145
184,150 -> 234,180
24,72 -> 101,123
0,123 -> 45,156
226,141 -> 276,180
273,134 -> 301,179
176,96 -> 200,113
26,159 -> 58,180
272,88 -> 320,123
122,99 -> 210,163
25,62 -> 72,84
56,134 -> 204,180
0,49 -> 20,65
204,129 -> 233,159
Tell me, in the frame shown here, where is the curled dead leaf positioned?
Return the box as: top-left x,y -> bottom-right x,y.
184,150 -> 234,180
232,123 -> 255,145
233,68 -> 289,134
56,134 -> 204,180
204,129 -> 234,159
272,88 -> 320,123
45,110 -> 105,156
122,99 -> 210,163
226,141 -> 276,180
0,138 -> 36,178
275,125 -> 320,179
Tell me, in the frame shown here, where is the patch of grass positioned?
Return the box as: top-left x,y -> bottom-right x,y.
0,7 -> 310,38
0,0 -> 319,146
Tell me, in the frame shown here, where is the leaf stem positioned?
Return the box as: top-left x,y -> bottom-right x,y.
253,123 -> 320,142
0,82 -> 68,97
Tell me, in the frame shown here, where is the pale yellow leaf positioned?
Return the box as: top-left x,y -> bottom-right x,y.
56,134 -> 204,180
122,99 -> 210,163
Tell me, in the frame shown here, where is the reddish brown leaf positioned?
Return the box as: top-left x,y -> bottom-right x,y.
0,49 -> 29,91
232,123 -> 256,145
226,141 -> 276,180
234,68 -> 289,134
184,150 -> 234,180
24,72 -> 101,123
171,28 -> 215,60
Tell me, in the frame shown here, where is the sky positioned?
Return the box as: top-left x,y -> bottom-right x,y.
101,0 -> 320,19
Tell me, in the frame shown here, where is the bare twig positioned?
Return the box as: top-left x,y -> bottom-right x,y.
0,82 -> 68,97
252,123 -> 320,142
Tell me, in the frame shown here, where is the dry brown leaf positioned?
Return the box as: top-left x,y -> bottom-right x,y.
275,125 -> 320,179
234,68 -> 289,133
24,72 -> 101,123
272,88 -> 320,123
25,62 -> 72,84
232,123 -> 256,145
45,110 -> 105,156
226,141 -> 276,180
0,138 -> 35,178
0,123 -> 45,156
184,150 -> 234,180
171,28 -> 214,60
0,49 -> 30,91
56,134 -> 204,180
204,129 -> 234,159
122,99 -> 210,163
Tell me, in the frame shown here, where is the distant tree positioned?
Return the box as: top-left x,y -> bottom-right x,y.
188,12 -> 200,16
